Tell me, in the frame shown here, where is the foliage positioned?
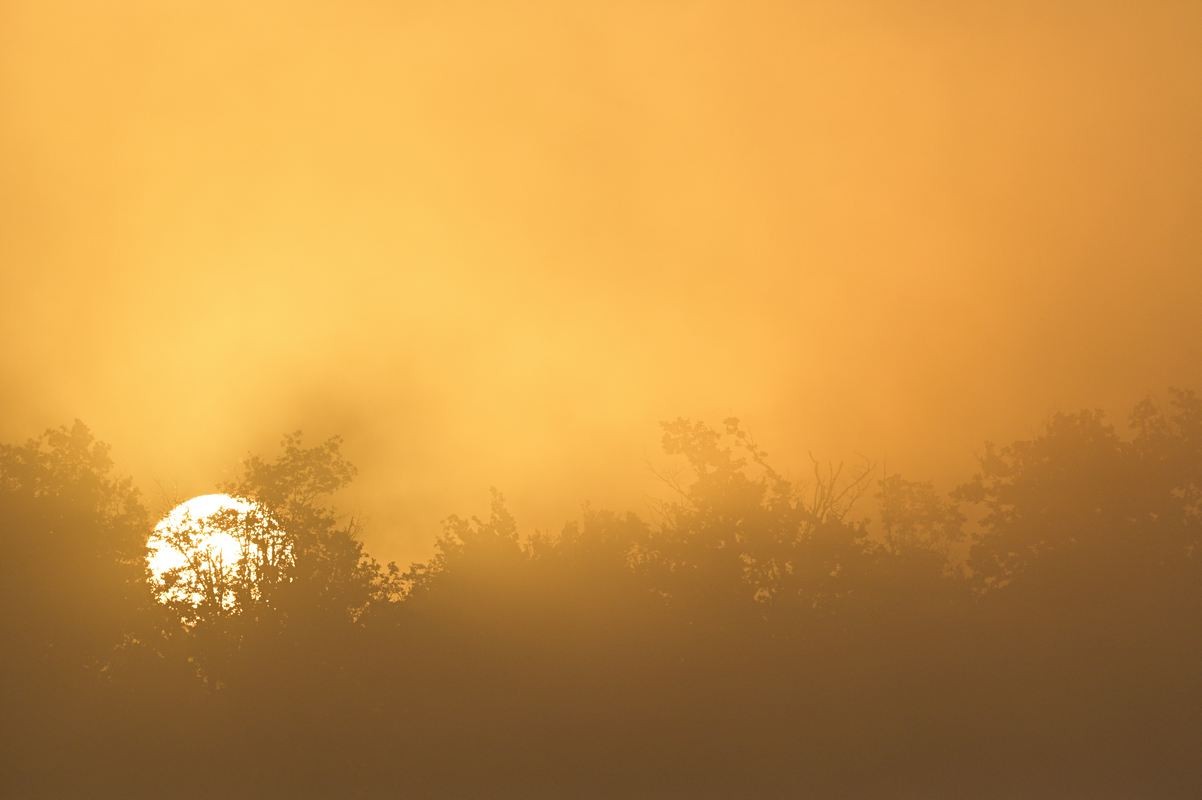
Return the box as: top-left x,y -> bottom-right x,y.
150,501 -> 294,620
3,395 -> 1201,798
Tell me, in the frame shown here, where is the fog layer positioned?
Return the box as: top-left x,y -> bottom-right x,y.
2,0 -> 1200,561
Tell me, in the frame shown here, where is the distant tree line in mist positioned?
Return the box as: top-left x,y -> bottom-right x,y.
2,390 -> 1201,798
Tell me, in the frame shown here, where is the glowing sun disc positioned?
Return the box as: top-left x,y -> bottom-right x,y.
147,493 -> 256,580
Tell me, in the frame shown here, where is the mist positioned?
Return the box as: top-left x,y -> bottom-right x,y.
5,5 -> 1202,796
3,0 -> 1200,560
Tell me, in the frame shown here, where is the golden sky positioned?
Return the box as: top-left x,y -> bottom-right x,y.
3,0 -> 1200,563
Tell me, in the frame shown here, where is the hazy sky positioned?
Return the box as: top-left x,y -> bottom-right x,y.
3,1 -> 1200,564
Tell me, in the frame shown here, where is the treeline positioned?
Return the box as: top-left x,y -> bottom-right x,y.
2,392 -> 1201,798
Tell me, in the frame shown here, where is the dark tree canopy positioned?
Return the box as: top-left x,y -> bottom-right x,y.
2,394 -> 1201,798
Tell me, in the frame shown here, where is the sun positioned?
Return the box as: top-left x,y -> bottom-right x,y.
147,493 -> 284,610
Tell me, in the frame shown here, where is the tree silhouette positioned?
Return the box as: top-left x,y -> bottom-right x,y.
223,432 -> 389,621
3,395 -> 1201,798
0,421 -> 153,794
150,500 -> 293,621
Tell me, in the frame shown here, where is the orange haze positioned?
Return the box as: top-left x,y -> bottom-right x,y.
2,0 -> 1200,563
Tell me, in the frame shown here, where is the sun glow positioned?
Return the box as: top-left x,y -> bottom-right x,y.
147,493 -> 287,610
